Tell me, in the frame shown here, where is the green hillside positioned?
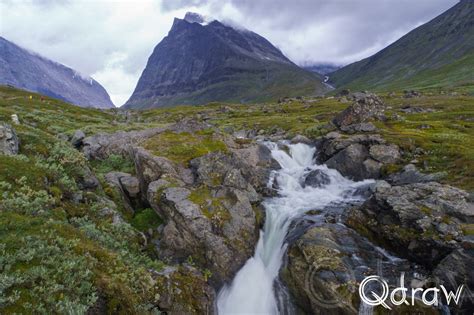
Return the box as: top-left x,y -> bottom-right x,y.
330,0 -> 474,93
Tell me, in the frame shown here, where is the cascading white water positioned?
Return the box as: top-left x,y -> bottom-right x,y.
217,142 -> 373,314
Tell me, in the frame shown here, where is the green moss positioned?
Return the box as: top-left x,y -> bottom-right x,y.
188,186 -> 231,228
130,208 -> 163,232
90,154 -> 135,175
143,130 -> 228,164
461,224 -> 474,236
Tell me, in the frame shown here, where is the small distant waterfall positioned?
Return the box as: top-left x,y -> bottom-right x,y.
217,142 -> 372,314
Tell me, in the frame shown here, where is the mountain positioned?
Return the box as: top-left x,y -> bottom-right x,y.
124,13 -> 328,109
330,0 -> 474,92
0,37 -> 114,108
304,63 -> 341,75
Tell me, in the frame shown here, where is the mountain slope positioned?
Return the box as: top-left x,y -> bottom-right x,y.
0,37 -> 114,108
124,13 -> 327,109
330,0 -> 474,92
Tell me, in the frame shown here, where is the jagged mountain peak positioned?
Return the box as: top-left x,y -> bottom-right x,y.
124,14 -> 327,109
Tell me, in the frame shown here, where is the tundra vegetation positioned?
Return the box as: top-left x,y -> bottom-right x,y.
0,85 -> 473,313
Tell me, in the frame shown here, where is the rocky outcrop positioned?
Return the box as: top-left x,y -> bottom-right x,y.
281,223 -> 431,314
0,123 -> 19,155
346,180 -> 473,267
147,150 -> 262,287
332,92 -> 385,128
317,132 -> 399,181
104,172 -> 141,214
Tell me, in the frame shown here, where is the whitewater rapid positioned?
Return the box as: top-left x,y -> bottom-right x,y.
217,142 -> 373,314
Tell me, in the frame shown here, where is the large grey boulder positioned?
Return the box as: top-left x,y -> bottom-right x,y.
332,92 -> 385,128
0,123 -> 19,155
325,143 -> 382,180
303,169 -> 331,188
369,144 -> 400,164
71,130 -> 86,148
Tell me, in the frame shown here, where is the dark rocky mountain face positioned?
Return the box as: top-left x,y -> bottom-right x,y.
124,13 -> 328,109
330,0 -> 474,92
0,37 -> 114,108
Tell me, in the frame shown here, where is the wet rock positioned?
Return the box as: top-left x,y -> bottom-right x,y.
71,129 -> 85,148
432,249 -> 474,314
369,144 -> 400,164
333,92 -> 385,128
291,134 -> 312,145
282,223 -> 423,315
303,169 -> 331,188
387,164 -> 446,185
0,123 -> 19,155
346,181 -> 473,267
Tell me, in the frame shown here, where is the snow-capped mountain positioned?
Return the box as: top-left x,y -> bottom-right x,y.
0,37 -> 114,108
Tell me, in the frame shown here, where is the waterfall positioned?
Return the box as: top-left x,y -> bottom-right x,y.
217,142 -> 372,314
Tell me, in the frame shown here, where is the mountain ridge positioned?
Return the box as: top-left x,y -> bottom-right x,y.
0,37 -> 114,108
330,0 -> 474,92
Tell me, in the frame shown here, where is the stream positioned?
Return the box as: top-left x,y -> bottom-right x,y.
217,142 -> 373,314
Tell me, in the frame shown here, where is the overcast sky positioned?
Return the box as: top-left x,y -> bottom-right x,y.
0,0 -> 458,106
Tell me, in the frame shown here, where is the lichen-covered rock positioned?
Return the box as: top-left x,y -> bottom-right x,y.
325,143 -> 382,180
332,92 -> 385,128
150,183 -> 259,287
346,181 -> 474,267
0,123 -> 19,155
281,223 -> 427,315
369,144 -> 400,164
387,164 -> 446,185
152,265 -> 216,314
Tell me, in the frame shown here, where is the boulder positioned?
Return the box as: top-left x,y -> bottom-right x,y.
432,249 -> 474,314
281,223 -> 427,314
105,172 -> 139,213
71,130 -> 86,148
325,143 -> 381,180
387,164 -> 446,185
119,175 -> 140,198
131,147 -> 178,195
332,92 -> 385,128
291,134 -> 312,145
369,144 -> 400,164
0,123 -> 19,155
303,169 -> 331,188
346,181 -> 474,267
